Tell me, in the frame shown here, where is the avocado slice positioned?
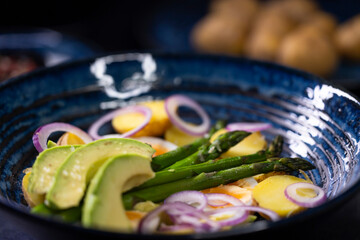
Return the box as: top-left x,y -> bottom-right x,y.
28,145 -> 80,195
82,153 -> 155,232
46,138 -> 155,209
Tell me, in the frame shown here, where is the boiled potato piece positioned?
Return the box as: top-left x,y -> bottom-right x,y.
112,100 -> 170,137
245,9 -> 296,61
210,0 -> 260,21
164,124 -> 201,147
264,0 -> 318,23
303,11 -> 337,36
336,14 -> 360,61
278,26 -> 338,77
191,13 -> 249,55
22,168 -> 45,207
57,132 -> 85,146
252,175 -> 311,217
210,129 -> 267,158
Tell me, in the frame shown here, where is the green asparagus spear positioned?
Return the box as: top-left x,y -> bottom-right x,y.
151,120 -> 227,171
31,203 -> 81,222
133,151 -> 268,190
135,134 -> 284,190
166,131 -> 251,169
208,119 -> 227,137
151,137 -> 209,171
266,135 -> 284,157
123,157 -> 315,209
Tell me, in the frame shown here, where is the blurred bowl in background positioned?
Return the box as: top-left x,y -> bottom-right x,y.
0,28 -> 100,82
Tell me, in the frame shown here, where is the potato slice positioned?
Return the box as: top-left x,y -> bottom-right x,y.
210,129 -> 267,158
57,132 -> 85,146
112,100 -> 170,137
164,124 -> 201,147
252,175 -> 311,217
22,168 -> 45,207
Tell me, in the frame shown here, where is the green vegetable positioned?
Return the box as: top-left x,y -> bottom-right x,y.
208,119 -> 227,137
151,137 -> 208,171
31,203 -> 81,223
135,151 -> 269,190
266,135 -> 284,157
136,134 -> 284,189
166,131 -> 251,169
122,157 -> 315,209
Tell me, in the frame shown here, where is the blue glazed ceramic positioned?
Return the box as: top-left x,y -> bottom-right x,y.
1,53 -> 360,240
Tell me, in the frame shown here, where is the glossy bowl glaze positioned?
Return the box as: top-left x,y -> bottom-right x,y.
1,53 -> 360,240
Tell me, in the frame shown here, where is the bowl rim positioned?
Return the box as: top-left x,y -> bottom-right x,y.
1,51 -> 360,238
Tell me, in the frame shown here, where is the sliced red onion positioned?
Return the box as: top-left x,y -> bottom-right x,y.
88,105 -> 152,140
206,206 -> 249,227
32,122 -> 93,152
205,193 -> 244,207
158,223 -> 194,233
173,212 -> 220,233
134,136 -> 178,151
164,94 -> 210,136
138,202 -> 197,234
226,122 -> 272,132
285,182 -> 326,208
239,205 -> 280,222
165,191 -> 207,210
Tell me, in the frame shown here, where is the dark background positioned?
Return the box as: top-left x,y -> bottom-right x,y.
1,1 -> 360,239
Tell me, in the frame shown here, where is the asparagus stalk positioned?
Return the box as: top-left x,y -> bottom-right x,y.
151,137 -> 209,171
151,120 -> 227,171
31,203 -> 81,223
133,151 -> 268,190
266,135 -> 284,157
166,131 -> 251,169
207,119 -> 227,137
135,134 -> 284,190
123,157 -> 315,209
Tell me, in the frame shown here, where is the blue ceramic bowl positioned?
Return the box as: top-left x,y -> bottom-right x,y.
1,53 -> 360,240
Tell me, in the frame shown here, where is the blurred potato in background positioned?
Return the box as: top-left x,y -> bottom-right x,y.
278,26 -> 338,77
245,8 -> 296,61
191,0 -> 359,77
191,0 -> 260,55
336,14 -> 360,61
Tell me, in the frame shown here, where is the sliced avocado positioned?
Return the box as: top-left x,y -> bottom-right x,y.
28,145 -> 80,195
82,153 -> 155,232
47,140 -> 58,148
46,138 -> 155,209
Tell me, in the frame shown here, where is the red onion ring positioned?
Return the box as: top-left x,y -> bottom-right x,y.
285,182 -> 326,208
205,206 -> 249,227
32,122 -> 93,152
138,202 -> 201,234
226,122 -> 272,132
164,94 -> 210,136
158,223 -> 194,233
205,193 -> 244,207
88,105 -> 152,140
239,205 -> 280,222
164,191 -> 208,210
173,212 -> 220,233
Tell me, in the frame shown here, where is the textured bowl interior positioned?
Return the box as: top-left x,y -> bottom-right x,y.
1,53 -> 360,238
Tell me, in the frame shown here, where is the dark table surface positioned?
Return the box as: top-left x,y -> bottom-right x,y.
1,1 -> 360,239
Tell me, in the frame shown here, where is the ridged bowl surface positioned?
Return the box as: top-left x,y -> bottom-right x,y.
1,53 -> 360,239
